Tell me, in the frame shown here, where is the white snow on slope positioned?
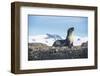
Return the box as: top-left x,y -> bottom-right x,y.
29,34 -> 62,46
73,36 -> 88,46
29,34 -> 88,46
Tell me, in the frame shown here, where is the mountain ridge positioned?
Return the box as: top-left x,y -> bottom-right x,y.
29,33 -> 88,46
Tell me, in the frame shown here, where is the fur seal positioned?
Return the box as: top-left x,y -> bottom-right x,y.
52,27 -> 74,48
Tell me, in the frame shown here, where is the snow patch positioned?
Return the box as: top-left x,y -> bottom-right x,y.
29,34 -> 88,46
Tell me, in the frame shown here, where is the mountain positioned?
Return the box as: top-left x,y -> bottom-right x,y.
73,36 -> 88,46
29,34 -> 88,46
29,33 -> 62,46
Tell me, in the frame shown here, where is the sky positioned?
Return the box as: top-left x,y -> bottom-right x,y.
28,15 -> 88,38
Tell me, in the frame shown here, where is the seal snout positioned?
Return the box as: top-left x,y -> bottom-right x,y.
70,27 -> 74,31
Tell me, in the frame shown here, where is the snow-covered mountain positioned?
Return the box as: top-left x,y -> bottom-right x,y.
29,33 -> 88,46
29,33 -> 62,46
73,36 -> 88,46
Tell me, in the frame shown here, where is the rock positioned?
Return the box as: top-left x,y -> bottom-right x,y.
28,43 -> 88,60
81,41 -> 88,47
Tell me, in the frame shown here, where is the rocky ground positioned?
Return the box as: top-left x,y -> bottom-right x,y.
28,42 -> 88,60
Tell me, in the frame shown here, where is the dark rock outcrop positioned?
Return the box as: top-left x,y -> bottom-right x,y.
28,43 -> 88,61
